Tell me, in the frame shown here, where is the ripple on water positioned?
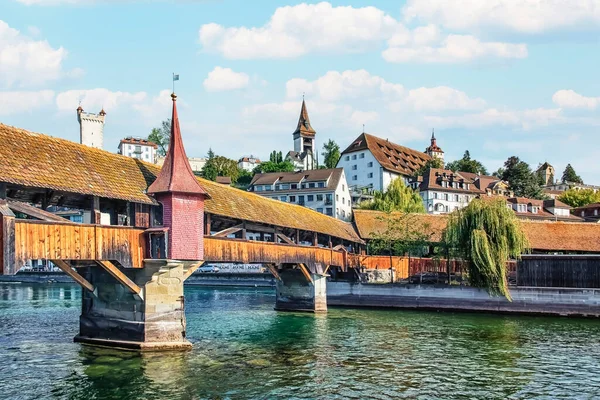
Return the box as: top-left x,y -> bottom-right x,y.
1,284 -> 600,399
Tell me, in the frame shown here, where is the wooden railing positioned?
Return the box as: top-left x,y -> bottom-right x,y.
204,237 -> 349,271
5,220 -> 146,274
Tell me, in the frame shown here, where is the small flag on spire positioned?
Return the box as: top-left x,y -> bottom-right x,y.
173,74 -> 179,81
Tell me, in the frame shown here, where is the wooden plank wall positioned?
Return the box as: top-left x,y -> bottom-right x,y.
204,237 -> 346,270
12,220 -> 146,270
348,255 -> 410,279
518,255 -> 600,288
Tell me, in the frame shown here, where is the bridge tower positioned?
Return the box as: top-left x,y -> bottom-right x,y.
75,93 -> 209,351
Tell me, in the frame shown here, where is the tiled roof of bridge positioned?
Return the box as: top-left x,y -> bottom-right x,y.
354,209 -> 600,253
0,123 -> 362,243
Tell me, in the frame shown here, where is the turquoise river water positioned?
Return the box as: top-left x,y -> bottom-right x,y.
0,283 -> 599,399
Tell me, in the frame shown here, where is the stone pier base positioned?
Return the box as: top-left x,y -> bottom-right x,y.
75,259 -> 193,351
275,267 -> 327,313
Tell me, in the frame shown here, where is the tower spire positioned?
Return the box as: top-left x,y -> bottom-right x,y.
294,98 -> 316,136
147,93 -> 208,196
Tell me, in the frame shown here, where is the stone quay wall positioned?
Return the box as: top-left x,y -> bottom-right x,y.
327,282 -> 600,317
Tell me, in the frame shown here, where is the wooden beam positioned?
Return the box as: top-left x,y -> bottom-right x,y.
212,224 -> 243,238
298,263 -> 314,284
328,235 -> 333,248
295,229 -> 300,244
91,196 -> 101,224
96,260 -> 142,298
1,205 -> 15,275
204,213 -> 211,236
0,183 -> 6,200
323,265 -> 331,275
273,228 -> 278,243
332,244 -> 345,251
182,261 -> 204,281
276,232 -> 295,245
7,200 -> 71,222
52,260 -> 95,294
265,264 -> 281,281
312,232 -> 318,247
241,222 -> 247,240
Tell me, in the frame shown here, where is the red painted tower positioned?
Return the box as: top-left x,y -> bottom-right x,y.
147,93 -> 209,260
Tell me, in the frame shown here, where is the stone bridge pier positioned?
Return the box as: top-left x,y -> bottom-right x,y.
274,263 -> 328,313
75,260 -> 198,351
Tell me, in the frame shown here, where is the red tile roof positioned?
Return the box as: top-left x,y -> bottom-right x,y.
341,132 -> 430,176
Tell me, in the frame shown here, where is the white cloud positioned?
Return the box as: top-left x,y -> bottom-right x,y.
383,34 -> 527,63
552,89 -> 600,110
199,2 -> 399,59
56,88 -> 147,113
405,86 -> 486,111
287,69 -> 484,112
132,89 -> 174,121
203,66 -> 250,92
0,90 -> 54,115
425,107 -> 563,130
350,110 -> 379,127
402,0 -> 600,34
0,20 -> 75,87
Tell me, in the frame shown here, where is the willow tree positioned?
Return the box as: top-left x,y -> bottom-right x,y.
444,198 -> 529,300
359,178 -> 425,213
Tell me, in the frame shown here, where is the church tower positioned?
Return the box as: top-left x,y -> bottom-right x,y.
292,99 -> 316,170
77,105 -> 106,149
425,129 -> 444,162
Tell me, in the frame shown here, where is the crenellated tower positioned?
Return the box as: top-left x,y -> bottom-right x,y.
77,105 -> 106,149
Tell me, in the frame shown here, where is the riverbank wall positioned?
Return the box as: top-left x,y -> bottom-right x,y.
327,282 -> 600,317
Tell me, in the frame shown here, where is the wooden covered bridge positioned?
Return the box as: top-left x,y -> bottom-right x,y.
0,93 -> 381,350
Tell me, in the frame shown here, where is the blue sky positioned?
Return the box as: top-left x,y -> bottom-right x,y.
2,0 -> 600,181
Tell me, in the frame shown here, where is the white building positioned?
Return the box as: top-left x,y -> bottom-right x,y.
248,168 -> 352,221
118,137 -> 158,163
410,169 -> 512,214
285,100 -> 316,171
238,156 -> 261,172
507,198 -> 581,222
424,130 -> 444,162
337,132 -> 431,199
157,156 -> 206,172
77,105 -> 105,149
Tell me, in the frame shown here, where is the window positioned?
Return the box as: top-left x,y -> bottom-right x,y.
336,194 -> 339,201
317,208 -> 324,213
326,208 -> 333,216
317,194 -> 324,201
280,196 -> 287,201
434,192 -> 438,199
265,185 -> 272,191
444,193 -> 449,201
367,162 -> 373,167
275,184 -> 281,190
595,209 -> 598,216
318,182 -> 325,188
368,172 -> 373,178
281,184 -> 290,190
359,153 -> 365,159
325,194 -> 333,205
256,186 -> 263,192
291,184 -> 298,189
307,195 -> 314,202
309,183 -> 315,188
454,194 -> 459,202
352,175 -> 357,181
352,154 -> 357,160
289,196 -> 296,202
352,164 -> 357,170
345,155 -> 350,161
342,198 -> 345,205
342,184 -> 345,191
298,195 -> 305,205
342,210 -> 346,217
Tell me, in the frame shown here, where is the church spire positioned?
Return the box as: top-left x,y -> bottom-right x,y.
293,99 -> 316,137
147,93 -> 208,196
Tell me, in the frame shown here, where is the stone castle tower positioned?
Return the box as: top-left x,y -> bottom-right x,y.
536,162 -> 555,186
425,129 -> 444,162
77,105 -> 106,149
292,99 -> 316,170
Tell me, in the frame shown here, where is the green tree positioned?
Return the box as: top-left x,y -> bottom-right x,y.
445,150 -> 489,175
321,139 -> 341,169
501,156 -> 545,199
368,213 -> 436,257
444,197 -> 529,300
412,158 -> 444,177
235,168 -> 253,189
269,150 -> 283,163
558,189 -> 600,208
201,154 -> 240,183
561,164 -> 583,184
253,160 -> 295,174
359,178 -> 425,213
148,118 -> 171,156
